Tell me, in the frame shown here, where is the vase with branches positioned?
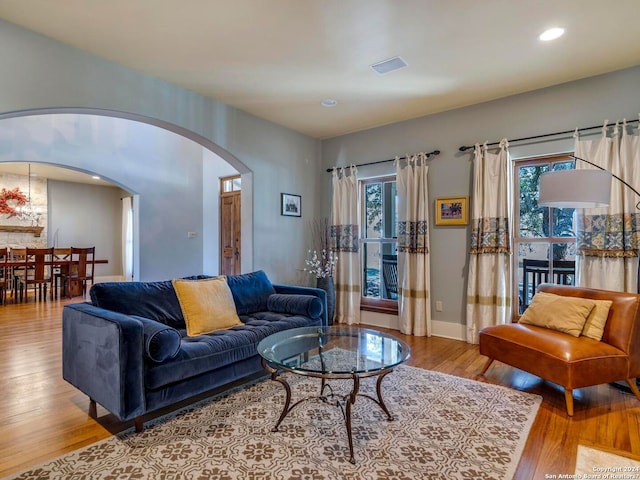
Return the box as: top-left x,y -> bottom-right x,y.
303,218 -> 337,324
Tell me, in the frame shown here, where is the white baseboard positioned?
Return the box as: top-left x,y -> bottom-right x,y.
359,311 -> 466,342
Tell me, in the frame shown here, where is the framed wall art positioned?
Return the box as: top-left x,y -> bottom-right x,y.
434,196 -> 468,226
281,193 -> 301,217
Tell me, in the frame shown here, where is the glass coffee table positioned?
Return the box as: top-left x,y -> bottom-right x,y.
257,326 -> 410,463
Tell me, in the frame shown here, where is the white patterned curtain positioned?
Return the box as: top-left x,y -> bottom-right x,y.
466,139 -> 512,344
331,166 -> 361,324
575,120 -> 640,292
396,153 -> 431,336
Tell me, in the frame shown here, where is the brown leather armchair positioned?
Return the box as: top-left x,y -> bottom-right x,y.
478,283 -> 640,416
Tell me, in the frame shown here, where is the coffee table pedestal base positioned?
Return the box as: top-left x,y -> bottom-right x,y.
262,358 -> 395,464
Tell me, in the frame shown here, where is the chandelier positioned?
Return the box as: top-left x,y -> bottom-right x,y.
15,164 -> 42,226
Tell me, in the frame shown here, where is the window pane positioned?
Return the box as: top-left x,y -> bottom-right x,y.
232,177 -> 241,191
362,242 -> 397,300
517,241 -> 576,313
381,249 -> 398,300
551,207 -> 575,237
383,181 -> 397,238
363,242 -> 381,297
518,164 -> 549,238
223,179 -> 233,192
365,183 -> 382,238
552,242 -> 576,261
552,160 -> 575,171
551,242 -> 576,288
517,242 -> 549,313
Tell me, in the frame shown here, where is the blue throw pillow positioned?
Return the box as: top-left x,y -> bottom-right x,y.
131,315 -> 181,363
267,294 -> 323,319
90,281 -> 185,329
226,270 -> 276,315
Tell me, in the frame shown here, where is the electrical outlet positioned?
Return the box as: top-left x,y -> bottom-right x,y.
435,301 -> 443,312
187,231 -> 197,238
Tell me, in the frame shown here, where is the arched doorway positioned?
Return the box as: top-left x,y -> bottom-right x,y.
0,108 -> 253,280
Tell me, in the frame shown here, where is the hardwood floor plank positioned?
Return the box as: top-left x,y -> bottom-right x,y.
1,301 -> 639,478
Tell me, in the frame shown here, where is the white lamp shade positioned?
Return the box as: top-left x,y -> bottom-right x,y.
538,169 -> 612,208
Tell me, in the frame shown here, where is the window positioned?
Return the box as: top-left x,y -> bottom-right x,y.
221,175 -> 241,193
360,176 -> 398,313
514,155 -> 576,314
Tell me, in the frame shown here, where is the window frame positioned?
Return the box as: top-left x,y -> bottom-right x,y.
359,175 -> 399,315
513,153 -> 576,317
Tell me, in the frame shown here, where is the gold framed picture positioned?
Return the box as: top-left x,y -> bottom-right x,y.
435,196 -> 468,226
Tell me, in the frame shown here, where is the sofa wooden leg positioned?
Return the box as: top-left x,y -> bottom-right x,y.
134,416 -> 144,433
479,358 -> 494,376
625,379 -> 640,401
564,389 -> 574,416
89,399 -> 97,417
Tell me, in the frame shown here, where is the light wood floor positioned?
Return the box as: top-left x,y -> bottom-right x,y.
1,299 -> 639,478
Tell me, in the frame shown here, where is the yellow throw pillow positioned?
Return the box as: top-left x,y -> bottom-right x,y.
524,292 -> 612,341
580,298 -> 612,341
172,277 -> 243,337
519,291 -> 596,337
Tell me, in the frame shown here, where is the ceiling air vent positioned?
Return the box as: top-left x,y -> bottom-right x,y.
370,56 -> 408,75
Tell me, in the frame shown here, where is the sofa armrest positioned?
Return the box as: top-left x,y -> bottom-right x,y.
62,303 -> 146,421
272,284 -> 328,326
130,315 -> 182,363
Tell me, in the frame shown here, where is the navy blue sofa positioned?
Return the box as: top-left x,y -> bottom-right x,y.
62,270 -> 327,431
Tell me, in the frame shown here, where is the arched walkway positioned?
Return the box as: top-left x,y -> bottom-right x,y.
0,108 -> 253,279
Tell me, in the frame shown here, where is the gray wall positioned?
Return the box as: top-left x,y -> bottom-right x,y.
2,18 -> 638,334
0,19 -> 322,284
47,180 -> 124,277
322,66 -> 640,334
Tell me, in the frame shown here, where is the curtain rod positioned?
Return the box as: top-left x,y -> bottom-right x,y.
325,149 -> 440,173
458,119 -> 640,152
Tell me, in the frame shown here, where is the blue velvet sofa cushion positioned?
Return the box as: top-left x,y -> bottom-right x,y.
131,315 -> 182,363
90,281 -> 186,329
145,311 -> 321,390
226,270 -> 276,315
267,294 -> 323,319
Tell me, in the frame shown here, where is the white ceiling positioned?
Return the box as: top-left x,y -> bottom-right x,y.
0,163 -> 114,187
0,0 -> 639,140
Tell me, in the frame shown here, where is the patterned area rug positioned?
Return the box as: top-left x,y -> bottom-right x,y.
6,364 -> 541,480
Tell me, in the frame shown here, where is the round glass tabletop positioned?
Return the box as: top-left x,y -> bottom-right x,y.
257,326 -> 410,375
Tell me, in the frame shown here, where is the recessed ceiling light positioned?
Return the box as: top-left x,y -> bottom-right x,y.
539,27 -> 565,41
321,99 -> 338,107
92,175 -> 101,180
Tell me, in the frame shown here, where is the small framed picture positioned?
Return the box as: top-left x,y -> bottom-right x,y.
435,196 -> 468,226
281,193 -> 301,217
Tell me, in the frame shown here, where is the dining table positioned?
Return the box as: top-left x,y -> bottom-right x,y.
4,258 -> 109,300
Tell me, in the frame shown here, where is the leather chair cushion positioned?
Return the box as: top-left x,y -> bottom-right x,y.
479,323 -> 628,388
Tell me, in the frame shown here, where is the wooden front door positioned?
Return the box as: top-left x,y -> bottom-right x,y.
220,175 -> 241,275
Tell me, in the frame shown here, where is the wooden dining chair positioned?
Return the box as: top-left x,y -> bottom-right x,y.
65,247 -> 95,298
9,247 -> 27,301
52,247 -> 72,299
0,248 -> 8,305
19,247 -> 54,302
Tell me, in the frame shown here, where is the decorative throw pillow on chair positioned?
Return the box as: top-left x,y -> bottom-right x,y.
519,292 -> 607,338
